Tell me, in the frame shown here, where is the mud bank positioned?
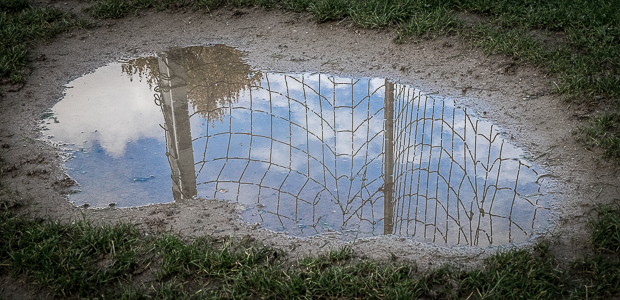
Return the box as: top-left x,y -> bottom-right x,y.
1,4 -> 618,269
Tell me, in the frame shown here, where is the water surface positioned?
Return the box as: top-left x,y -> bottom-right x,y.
44,45 -> 549,246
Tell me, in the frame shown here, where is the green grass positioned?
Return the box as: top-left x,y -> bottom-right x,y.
459,246 -> 571,299
85,0 -> 620,97
575,112 -> 620,161
4,168 -> 620,299
569,205 -> 620,299
0,0 -> 89,83
0,212 -> 143,297
2,0 -> 620,298
2,200 -> 620,299
3,0 -> 619,100
590,204 -> 620,253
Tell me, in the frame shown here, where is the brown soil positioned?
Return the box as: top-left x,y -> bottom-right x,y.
1,2 -> 619,293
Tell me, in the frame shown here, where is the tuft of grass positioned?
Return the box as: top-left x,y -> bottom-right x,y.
397,6 -> 461,39
217,247 -> 432,299
575,112 -> 620,161
91,0 -> 279,18
1,207 -> 620,298
348,0 -> 414,29
591,204 -> 620,254
572,255 -> 620,299
455,0 -> 620,100
571,205 -> 620,299
0,212 -> 144,298
279,0 -> 311,13
90,0 -> 133,18
1,0 -> 31,12
437,0 -> 620,160
460,247 -> 571,299
0,0 -> 89,83
155,234 -> 280,280
307,0 -> 348,23
91,0 -> 198,18
194,0 -> 225,12
466,24 -> 545,63
298,246 -> 354,271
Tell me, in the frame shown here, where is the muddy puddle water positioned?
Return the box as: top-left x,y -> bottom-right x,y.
43,45 -> 550,246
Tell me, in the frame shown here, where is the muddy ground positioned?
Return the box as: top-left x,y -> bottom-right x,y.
1,1 -> 619,273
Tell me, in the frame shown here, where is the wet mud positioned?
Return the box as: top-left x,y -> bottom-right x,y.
1,3 -> 619,270
45,45 -> 549,247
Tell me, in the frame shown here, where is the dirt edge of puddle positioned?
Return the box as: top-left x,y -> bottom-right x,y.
1,2 -> 618,270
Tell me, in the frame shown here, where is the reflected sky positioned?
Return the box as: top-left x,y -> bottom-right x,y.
44,45 -> 549,246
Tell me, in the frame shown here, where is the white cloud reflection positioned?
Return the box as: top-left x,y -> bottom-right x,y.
42,55 -> 545,245
47,64 -> 164,158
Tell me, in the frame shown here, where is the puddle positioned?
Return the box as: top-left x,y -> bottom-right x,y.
43,45 -> 550,246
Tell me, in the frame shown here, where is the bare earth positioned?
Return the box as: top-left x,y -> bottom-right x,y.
1,2 -> 619,279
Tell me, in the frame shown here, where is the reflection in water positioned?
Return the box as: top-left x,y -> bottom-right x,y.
125,45 -> 263,201
46,45 -> 548,246
156,51 -> 197,200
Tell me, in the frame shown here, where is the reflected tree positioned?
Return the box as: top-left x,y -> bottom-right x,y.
182,45 -> 263,123
122,44 -> 263,123
120,46 -> 545,246
120,44 -> 263,200
122,56 -> 160,89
